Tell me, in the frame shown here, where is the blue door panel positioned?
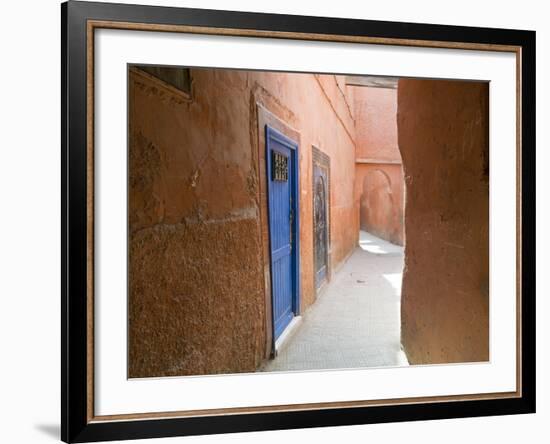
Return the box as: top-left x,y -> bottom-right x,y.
266,126 -> 299,342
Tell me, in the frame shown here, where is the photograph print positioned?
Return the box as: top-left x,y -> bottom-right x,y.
127,65 -> 489,379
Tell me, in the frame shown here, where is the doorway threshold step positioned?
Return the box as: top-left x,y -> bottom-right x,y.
274,316 -> 303,356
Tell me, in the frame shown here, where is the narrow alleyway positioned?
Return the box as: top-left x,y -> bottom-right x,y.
261,231 -> 408,372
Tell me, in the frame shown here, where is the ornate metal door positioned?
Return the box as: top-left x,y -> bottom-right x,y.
266,125 -> 299,341
313,160 -> 329,289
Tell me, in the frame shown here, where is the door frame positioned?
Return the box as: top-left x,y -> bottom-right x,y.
265,124 -> 300,348
312,145 -> 331,294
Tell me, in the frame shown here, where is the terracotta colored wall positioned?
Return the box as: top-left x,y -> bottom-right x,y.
354,87 -> 399,161
128,68 -> 358,377
355,164 -> 404,245
128,69 -> 265,378
397,78 -> 489,364
352,87 -> 404,245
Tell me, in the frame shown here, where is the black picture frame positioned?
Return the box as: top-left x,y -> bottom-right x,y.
61,1 -> 536,442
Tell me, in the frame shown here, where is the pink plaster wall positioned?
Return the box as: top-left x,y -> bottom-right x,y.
352,86 -> 405,245
355,164 -> 405,245
128,67 -> 359,377
354,87 -> 400,161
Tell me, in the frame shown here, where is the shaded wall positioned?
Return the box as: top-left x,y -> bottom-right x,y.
128,67 -> 358,377
352,87 -> 404,245
397,78 -> 489,364
355,164 -> 404,245
128,68 -> 265,378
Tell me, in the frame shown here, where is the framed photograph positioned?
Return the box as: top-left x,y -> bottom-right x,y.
61,1 -> 535,442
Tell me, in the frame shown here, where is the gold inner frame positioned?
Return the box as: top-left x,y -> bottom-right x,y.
86,19 -> 523,423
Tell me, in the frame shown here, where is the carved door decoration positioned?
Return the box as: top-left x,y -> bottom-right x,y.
312,147 -> 330,291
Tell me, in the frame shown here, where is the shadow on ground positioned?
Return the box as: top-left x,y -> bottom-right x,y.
34,424 -> 59,440
261,231 -> 408,373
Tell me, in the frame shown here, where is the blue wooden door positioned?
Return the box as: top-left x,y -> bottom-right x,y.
266,126 -> 299,341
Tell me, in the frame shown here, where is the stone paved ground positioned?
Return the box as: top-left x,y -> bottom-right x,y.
260,231 -> 409,372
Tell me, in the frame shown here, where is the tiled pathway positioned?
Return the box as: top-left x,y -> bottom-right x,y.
261,231 -> 408,372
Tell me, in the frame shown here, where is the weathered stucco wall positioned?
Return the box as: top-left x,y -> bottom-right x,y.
251,71 -> 358,308
355,164 -> 404,245
128,67 -> 358,377
397,78 -> 489,364
352,86 -> 404,245
354,87 -> 399,160
128,68 -> 266,378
